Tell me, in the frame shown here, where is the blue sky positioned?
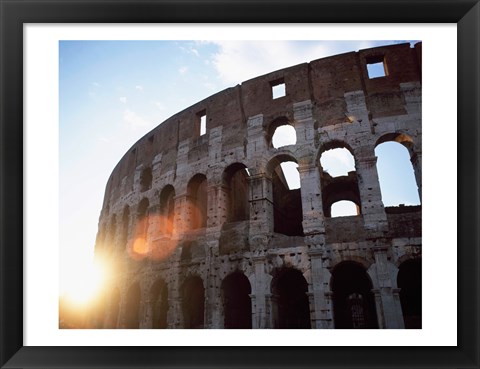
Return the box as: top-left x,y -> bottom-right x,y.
59,40 -> 420,296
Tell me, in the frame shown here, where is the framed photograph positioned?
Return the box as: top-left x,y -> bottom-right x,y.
1,0 -> 479,368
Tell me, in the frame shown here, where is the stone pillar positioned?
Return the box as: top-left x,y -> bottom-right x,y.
307,250 -> 334,328
355,154 -> 388,233
167,275 -> 183,329
142,297 -> 154,329
206,184 -> 228,229
371,246 -> 405,329
298,163 -> 325,235
172,194 -> 189,236
250,256 -> 270,328
248,173 -> 274,240
246,114 -> 266,156
267,293 -> 276,328
293,100 -> 315,146
411,151 -> 422,201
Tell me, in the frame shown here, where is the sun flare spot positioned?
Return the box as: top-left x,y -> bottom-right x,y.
62,258 -> 108,307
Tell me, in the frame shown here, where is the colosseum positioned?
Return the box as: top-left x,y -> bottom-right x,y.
92,42 -> 422,330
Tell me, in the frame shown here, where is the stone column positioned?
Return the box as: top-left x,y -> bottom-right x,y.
371,246 -> 405,329
248,173 -> 274,240
355,154 -> 388,233
250,256 -> 270,328
293,100 -> 315,146
298,163 -> 325,235
411,151 -> 422,200
307,250 -> 334,328
172,194 -> 189,236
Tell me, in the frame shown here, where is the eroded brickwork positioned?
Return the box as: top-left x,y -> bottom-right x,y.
94,42 -> 422,329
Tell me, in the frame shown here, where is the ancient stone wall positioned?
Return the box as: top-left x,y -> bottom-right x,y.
94,42 -> 422,329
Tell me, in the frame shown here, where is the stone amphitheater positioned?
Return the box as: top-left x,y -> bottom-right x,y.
93,42 -> 422,329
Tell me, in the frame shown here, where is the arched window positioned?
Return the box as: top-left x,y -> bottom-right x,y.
398,259 -> 422,328
187,174 -> 207,229
375,136 -> 421,206
120,206 -> 130,250
221,272 -> 252,328
272,125 -> 296,148
150,279 -> 168,329
269,157 -> 303,236
159,185 -> 175,235
319,143 -> 361,217
271,268 -> 310,329
133,199 -> 149,255
331,262 -> 378,329
267,117 -> 296,148
140,166 -> 152,192
125,282 -> 141,329
182,276 -> 205,328
330,200 -> 360,217
223,163 -> 249,223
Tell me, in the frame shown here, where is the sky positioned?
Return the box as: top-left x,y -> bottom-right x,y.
59,40 -> 420,299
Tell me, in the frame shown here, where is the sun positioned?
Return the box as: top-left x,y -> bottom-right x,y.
61,257 -> 108,307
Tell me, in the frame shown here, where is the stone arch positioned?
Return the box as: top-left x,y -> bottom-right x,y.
150,278 -> 168,329
159,184 -> 175,235
181,275 -> 205,328
266,154 -> 304,236
270,267 -> 311,328
221,271 -> 252,329
375,132 -> 421,205
140,166 -> 153,192
124,282 -> 141,329
265,116 -> 296,148
318,140 -> 361,218
222,163 -> 249,223
330,261 -> 378,329
132,198 -> 150,256
397,258 -> 422,328
187,174 -> 208,229
120,205 -> 130,251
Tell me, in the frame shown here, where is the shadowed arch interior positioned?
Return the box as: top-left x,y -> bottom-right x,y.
221,272 -> 252,328
223,163 -> 249,223
125,282 -> 141,329
182,276 -> 205,328
331,262 -> 378,329
187,174 -> 208,229
271,268 -> 310,329
150,279 -> 169,329
159,185 -> 175,235
397,259 -> 422,328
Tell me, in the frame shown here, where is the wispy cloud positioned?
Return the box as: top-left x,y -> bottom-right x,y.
178,66 -> 188,75
154,101 -> 165,110
123,109 -> 151,129
207,41 -> 384,85
135,85 -> 143,91
92,82 -> 101,87
119,96 -> 127,104
179,45 -> 200,57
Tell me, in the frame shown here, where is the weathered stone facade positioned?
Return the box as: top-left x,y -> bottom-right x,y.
94,42 -> 422,329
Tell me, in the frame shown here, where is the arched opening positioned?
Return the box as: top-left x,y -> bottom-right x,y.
159,185 -> 175,235
375,139 -> 421,207
268,156 -> 304,236
331,200 -> 360,217
125,282 -> 141,329
331,262 -> 378,329
272,124 -> 296,148
320,147 -> 355,177
134,198 -> 149,255
267,117 -> 296,149
140,166 -> 152,192
150,279 -> 168,329
221,272 -> 252,329
223,163 -> 249,223
319,143 -> 361,218
187,174 -> 208,229
398,259 -> 422,328
121,206 -> 130,250
182,276 -> 205,328
271,268 -> 311,329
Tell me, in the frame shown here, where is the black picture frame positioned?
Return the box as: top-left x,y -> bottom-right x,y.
1,1 -> 479,368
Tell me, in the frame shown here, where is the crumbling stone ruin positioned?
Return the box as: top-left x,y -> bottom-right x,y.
94,42 -> 422,329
